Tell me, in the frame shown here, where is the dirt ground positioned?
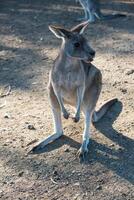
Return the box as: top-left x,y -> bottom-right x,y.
0,0 -> 134,199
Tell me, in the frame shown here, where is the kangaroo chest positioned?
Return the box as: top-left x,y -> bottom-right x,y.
54,64 -> 85,91
51,62 -> 85,105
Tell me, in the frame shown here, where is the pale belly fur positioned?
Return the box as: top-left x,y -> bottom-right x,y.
53,65 -> 85,106
61,88 -> 77,106
60,72 -> 84,106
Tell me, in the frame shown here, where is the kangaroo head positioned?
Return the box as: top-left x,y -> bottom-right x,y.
49,21 -> 95,62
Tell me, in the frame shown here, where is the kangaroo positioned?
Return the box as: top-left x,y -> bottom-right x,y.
76,0 -> 126,22
31,21 -> 117,160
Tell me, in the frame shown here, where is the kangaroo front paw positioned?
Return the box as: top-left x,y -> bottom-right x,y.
72,115 -> 80,123
72,112 -> 80,123
63,110 -> 70,119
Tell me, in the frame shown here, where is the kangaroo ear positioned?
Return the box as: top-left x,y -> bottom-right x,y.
49,25 -> 72,39
71,21 -> 89,34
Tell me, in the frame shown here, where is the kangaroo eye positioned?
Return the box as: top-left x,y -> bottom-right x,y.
74,42 -> 80,48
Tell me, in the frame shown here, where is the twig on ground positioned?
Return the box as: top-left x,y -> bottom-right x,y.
26,139 -> 39,147
0,101 -> 6,109
50,177 -> 59,185
0,85 -> 11,98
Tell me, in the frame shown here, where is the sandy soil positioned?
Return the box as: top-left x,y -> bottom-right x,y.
0,0 -> 134,199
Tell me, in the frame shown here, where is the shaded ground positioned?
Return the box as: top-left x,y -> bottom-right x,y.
0,0 -> 134,199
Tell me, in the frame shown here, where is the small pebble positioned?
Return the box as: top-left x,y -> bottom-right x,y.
117,147 -> 123,152
122,193 -> 127,197
74,182 -> 80,186
4,114 -> 10,119
126,69 -> 134,75
103,152 -> 108,157
27,124 -> 36,130
72,170 -> 76,174
3,143 -> 8,146
120,88 -> 127,94
96,185 -> 102,190
18,171 -> 24,177
9,181 -> 14,185
53,170 -> 58,176
0,190 -> 3,198
109,143 -> 115,147
18,97 -> 22,100
112,81 -> 117,86
64,148 -> 70,152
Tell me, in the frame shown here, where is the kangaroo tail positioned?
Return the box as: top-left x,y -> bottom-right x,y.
102,13 -> 126,20
92,98 -> 118,123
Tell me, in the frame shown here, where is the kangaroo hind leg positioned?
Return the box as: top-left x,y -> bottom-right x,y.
77,71 -> 102,161
31,85 -> 63,153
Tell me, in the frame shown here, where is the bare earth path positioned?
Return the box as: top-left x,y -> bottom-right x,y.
0,0 -> 134,199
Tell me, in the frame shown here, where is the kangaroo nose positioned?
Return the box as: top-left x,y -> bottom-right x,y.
90,51 -> 95,57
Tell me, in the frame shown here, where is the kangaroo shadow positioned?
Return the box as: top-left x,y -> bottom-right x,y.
31,100 -> 134,184
91,100 -> 134,184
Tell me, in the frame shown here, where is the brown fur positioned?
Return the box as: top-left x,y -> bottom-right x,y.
31,22 -> 117,160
